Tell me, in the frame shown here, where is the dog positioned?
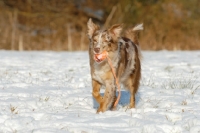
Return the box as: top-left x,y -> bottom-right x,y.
87,18 -> 143,113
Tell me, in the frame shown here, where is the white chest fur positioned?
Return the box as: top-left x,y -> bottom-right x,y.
92,61 -> 110,85
92,51 -> 120,85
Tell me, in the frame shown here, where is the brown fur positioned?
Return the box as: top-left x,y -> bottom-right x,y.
87,18 -> 143,113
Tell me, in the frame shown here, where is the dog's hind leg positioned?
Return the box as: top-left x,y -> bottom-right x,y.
92,80 -> 103,104
129,84 -> 136,108
128,59 -> 141,108
126,76 -> 138,108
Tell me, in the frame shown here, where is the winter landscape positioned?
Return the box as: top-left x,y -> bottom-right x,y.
0,50 -> 200,133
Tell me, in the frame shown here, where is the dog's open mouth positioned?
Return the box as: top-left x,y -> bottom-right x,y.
94,51 -> 108,63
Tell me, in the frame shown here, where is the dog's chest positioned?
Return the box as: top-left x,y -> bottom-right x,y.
92,63 -> 110,84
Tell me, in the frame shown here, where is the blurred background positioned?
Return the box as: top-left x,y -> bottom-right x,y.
0,0 -> 199,51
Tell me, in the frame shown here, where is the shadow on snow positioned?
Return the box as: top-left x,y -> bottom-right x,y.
93,90 -> 140,109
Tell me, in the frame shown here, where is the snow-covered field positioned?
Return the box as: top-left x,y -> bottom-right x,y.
0,50 -> 200,133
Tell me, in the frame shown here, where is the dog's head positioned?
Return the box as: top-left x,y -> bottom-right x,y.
87,18 -> 122,55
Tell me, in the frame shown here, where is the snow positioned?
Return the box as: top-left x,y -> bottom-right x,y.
0,50 -> 200,133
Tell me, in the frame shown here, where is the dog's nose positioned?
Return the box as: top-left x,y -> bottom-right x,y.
94,48 -> 100,53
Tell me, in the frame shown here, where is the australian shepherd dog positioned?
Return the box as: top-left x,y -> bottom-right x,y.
87,18 -> 143,113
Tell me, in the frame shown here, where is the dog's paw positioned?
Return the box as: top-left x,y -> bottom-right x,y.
129,104 -> 135,109
96,108 -> 103,113
110,106 -> 117,111
96,107 -> 106,113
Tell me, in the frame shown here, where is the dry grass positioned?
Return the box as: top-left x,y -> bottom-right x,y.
0,0 -> 90,51
0,0 -> 199,51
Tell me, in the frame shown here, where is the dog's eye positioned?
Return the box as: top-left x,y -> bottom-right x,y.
93,40 -> 97,43
106,35 -> 111,41
102,44 -> 107,49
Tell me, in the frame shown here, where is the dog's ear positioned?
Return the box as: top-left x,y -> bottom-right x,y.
87,18 -> 99,38
108,24 -> 123,41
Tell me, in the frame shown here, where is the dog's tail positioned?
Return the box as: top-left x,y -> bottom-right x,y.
125,23 -> 143,45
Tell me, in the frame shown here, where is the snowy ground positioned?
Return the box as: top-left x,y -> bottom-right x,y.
0,50 -> 200,133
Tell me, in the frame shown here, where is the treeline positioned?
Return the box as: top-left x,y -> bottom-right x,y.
0,0 -> 199,51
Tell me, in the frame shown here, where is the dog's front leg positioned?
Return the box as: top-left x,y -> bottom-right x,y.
97,80 -> 115,113
92,79 -> 103,104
